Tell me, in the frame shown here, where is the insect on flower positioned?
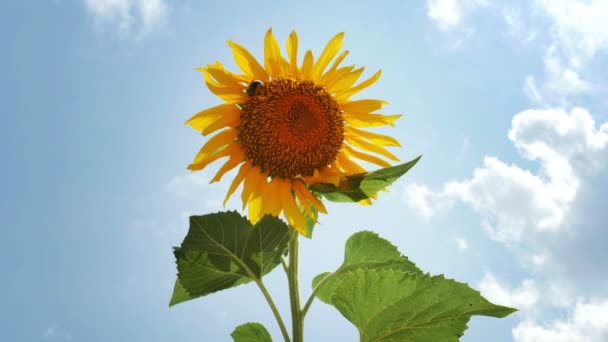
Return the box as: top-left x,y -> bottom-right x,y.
246,80 -> 264,96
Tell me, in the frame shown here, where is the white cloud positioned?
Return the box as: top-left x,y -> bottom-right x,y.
426,0 -> 489,31
403,107 -> 607,243
166,172 -> 213,197
513,299 -> 608,342
404,153 -> 576,242
502,7 -> 537,43
523,76 -> 543,104
42,326 -> 72,340
543,46 -> 591,97
137,0 -> 166,34
166,171 -> 230,212
478,273 -> 539,311
402,182 -> 454,221
509,108 -> 608,170
535,0 -> 608,64
425,0 -> 491,49
523,48 -> 591,104
521,0 -> 608,103
478,273 -> 607,341
428,0 -> 608,90
531,252 -> 549,267
84,0 -> 167,38
455,237 -> 469,251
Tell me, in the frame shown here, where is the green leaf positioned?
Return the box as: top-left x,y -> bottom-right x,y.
169,211 -> 290,306
310,155 -> 421,203
312,231 -> 421,304
302,205 -> 318,238
331,269 -> 516,342
169,279 -> 190,307
231,322 -> 272,342
311,231 -> 516,340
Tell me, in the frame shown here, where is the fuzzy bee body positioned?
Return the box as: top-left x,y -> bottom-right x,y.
246,80 -> 264,97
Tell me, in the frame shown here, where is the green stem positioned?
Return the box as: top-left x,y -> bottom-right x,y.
301,272 -> 334,318
281,256 -> 289,275
253,278 -> 291,342
212,237 -> 291,342
214,240 -> 291,342
288,231 -> 303,342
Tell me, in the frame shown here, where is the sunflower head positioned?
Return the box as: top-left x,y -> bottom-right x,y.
186,29 -> 402,235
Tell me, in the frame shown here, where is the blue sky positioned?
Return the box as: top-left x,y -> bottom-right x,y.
2,0 -> 608,341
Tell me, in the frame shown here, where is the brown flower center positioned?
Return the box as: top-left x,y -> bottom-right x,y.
239,79 -> 344,179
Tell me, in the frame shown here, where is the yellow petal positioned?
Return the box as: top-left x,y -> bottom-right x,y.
294,179 -> 327,214
345,135 -> 399,161
185,104 -> 240,132
201,62 -> 248,87
264,29 -> 283,77
202,109 -> 240,136
264,177 -> 284,217
280,57 -> 291,76
202,69 -> 247,103
249,170 -> 271,224
336,69 -> 382,100
322,65 -> 355,89
300,50 -> 314,80
204,83 -> 246,103
345,127 -> 401,147
241,165 -> 266,210
343,112 -> 402,128
223,162 -> 251,206
279,179 -> 307,234
211,61 -> 250,83
302,163 -> 342,186
248,196 -> 263,224
317,165 -> 344,186
190,129 -> 237,165
286,30 -> 299,76
188,143 -> 239,171
248,183 -> 266,225
321,50 -> 349,80
312,32 -> 344,81
227,40 -> 268,80
341,99 -> 388,114
343,144 -> 391,168
335,151 -> 366,173
358,198 -> 373,206
329,67 -> 364,94
293,180 -> 315,219
211,149 -> 245,183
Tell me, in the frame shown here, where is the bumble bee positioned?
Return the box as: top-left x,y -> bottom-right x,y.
246,80 -> 264,97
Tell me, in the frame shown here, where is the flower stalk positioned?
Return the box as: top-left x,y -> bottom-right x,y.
287,231 -> 303,342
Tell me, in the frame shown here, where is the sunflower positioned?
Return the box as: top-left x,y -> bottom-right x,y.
186,29 -> 401,234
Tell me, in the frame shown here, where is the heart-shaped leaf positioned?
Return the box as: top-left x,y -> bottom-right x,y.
331,269 -> 516,341
170,211 -> 290,306
312,231 -> 421,304
231,322 -> 272,342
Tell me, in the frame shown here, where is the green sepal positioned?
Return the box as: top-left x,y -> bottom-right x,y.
169,211 -> 290,306
301,205 -> 319,239
310,156 -> 421,202
231,322 -> 272,342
